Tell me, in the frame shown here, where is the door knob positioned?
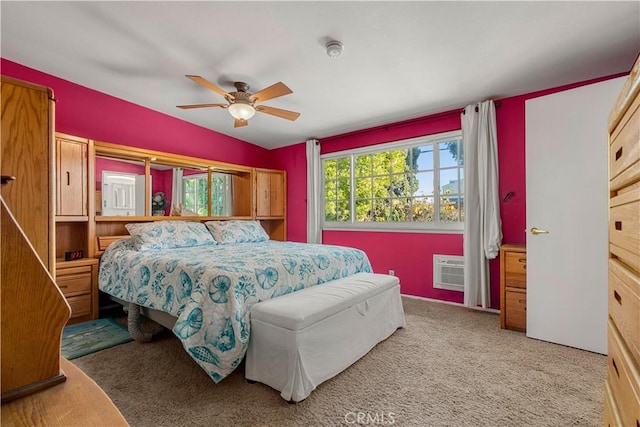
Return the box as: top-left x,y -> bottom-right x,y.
530,227 -> 549,235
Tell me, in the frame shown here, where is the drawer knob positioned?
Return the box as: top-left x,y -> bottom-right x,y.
614,290 -> 622,305
615,147 -> 623,161
612,357 -> 620,378
614,221 -> 622,231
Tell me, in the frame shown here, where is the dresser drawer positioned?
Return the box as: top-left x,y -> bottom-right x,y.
505,289 -> 526,332
604,379 -> 623,427
610,189 -> 640,272
56,271 -> 91,297
607,320 -> 640,427
67,294 -> 92,318
504,252 -> 527,289
56,264 -> 92,277
610,99 -> 640,188
609,259 -> 640,364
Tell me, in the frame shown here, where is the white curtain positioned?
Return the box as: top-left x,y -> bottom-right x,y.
462,100 -> 502,308
306,138 -> 322,244
171,167 -> 184,211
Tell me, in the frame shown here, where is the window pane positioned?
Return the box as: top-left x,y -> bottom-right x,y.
372,198 -> 390,222
459,196 -> 465,221
336,178 -> 351,200
355,199 -> 372,222
325,201 -> 337,221
372,152 -> 391,175
336,157 -> 350,179
336,201 -> 350,222
372,175 -> 391,198
411,197 -> 434,222
440,196 -> 460,222
355,177 -> 373,199
390,198 -> 409,222
324,180 -> 337,200
415,145 -> 434,171
197,177 -> 208,216
439,141 -> 459,168
440,169 -> 459,195
324,159 -> 337,181
355,155 -> 372,177
414,171 -> 433,196
390,149 -> 409,173
456,140 -> 464,165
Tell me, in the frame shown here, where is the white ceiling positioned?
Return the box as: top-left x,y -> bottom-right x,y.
2,1 -> 638,150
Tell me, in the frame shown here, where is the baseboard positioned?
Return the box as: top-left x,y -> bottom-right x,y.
400,293 -> 500,314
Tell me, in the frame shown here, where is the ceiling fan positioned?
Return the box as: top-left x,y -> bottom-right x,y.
177,75 -> 300,128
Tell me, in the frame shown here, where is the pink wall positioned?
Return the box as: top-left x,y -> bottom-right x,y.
1,59 -> 272,168
272,73 -> 627,309
3,57 -> 626,308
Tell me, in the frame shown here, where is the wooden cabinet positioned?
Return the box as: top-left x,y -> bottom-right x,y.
255,168 -> 285,218
56,258 -> 99,325
1,76 -> 71,402
1,76 -> 55,271
54,133 -> 97,323
606,55 -> 640,427
255,168 -> 287,241
500,244 -> 527,332
56,134 -> 88,216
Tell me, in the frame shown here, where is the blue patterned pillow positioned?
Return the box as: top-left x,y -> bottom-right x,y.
126,221 -> 216,251
205,220 -> 269,244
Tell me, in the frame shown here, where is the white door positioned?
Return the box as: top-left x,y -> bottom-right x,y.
525,77 -> 624,354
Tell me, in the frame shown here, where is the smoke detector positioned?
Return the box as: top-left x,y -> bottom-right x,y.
325,40 -> 344,58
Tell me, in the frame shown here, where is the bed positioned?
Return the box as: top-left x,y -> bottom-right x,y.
98,221 -> 372,383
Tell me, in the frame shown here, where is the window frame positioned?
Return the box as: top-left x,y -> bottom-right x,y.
321,130 -> 464,234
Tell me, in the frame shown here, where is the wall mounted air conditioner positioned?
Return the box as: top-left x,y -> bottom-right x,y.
433,255 -> 464,292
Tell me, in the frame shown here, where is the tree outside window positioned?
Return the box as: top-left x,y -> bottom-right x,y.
322,131 -> 464,230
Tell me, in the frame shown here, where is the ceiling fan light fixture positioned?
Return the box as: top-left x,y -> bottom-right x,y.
228,102 -> 256,120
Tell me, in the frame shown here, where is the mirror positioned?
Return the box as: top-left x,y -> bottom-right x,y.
94,146 -> 248,218
96,156 -> 149,216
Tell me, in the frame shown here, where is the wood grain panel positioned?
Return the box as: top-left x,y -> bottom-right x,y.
1,199 -> 71,400
505,289 -> 527,332
270,172 -> 285,217
607,320 -> 640,427
1,357 -> 128,426
1,77 -> 53,270
609,259 -> 640,364
56,137 -> 87,216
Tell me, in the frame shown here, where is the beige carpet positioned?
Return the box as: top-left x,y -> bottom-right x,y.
74,297 -> 605,426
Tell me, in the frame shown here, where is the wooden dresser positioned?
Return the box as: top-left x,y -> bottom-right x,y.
500,244 -> 527,332
604,55 -> 640,427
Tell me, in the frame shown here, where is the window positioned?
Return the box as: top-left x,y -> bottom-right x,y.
322,130 -> 464,232
182,173 -> 232,216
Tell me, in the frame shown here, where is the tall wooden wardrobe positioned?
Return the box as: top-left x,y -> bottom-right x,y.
604,55 -> 640,426
1,76 -> 70,400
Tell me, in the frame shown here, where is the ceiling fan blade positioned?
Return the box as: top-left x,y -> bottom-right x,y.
186,75 -> 234,101
250,82 -> 292,103
234,119 -> 249,128
177,103 -> 227,109
255,105 -> 301,121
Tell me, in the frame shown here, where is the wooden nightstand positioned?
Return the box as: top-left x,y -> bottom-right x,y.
500,244 -> 527,332
55,258 -> 99,325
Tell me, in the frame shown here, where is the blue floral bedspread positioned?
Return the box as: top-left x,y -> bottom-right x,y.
98,239 -> 372,382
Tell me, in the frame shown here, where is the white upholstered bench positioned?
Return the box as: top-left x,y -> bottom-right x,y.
245,272 -> 405,402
